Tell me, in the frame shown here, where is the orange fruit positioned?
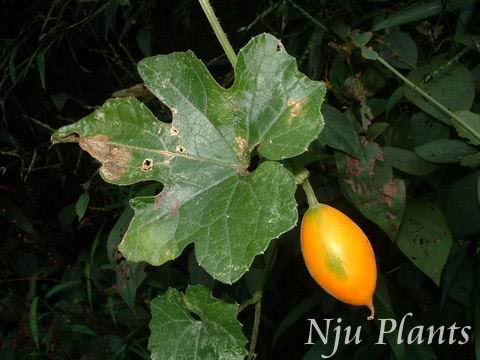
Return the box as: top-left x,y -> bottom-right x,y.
301,204 -> 377,319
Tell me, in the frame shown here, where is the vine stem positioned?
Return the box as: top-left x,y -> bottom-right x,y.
375,55 -> 480,143
247,300 -> 262,360
301,179 -> 319,208
291,164 -> 320,208
198,0 -> 237,68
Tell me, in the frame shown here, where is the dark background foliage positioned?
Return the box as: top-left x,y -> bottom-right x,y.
1,0 -> 479,358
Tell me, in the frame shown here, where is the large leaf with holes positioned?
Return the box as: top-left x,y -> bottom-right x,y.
51,33 -> 326,284
149,285 -> 247,359
335,141 -> 406,239
395,199 -> 452,286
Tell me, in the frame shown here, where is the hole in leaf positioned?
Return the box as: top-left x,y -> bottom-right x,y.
190,312 -> 201,321
247,153 -> 261,173
170,125 -> 179,136
142,159 -> 153,172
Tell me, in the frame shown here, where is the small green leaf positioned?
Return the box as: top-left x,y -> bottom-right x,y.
372,0 -> 472,31
415,139 -> 477,163
361,46 -> 379,61
148,285 -> 247,360
318,104 -> 362,158
45,280 -> 81,299
52,33 -> 326,284
115,262 -> 146,311
136,28 -> 152,56
335,142 -> 406,239
453,110 -> 480,145
405,59 -> 475,124
75,192 -> 90,221
71,324 -> 96,336
395,199 -> 452,286
366,122 -> 389,141
107,207 -> 134,265
385,86 -> 404,119
350,30 -> 372,47
378,29 -> 418,69
383,146 -> 437,176
36,50 -> 46,89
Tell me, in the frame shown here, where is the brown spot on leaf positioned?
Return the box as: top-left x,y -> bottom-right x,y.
288,98 -> 307,122
154,191 -> 169,210
154,190 -> 180,216
345,157 -> 364,177
176,145 -> 185,153
380,181 -> 400,207
235,137 -> 246,152
385,212 -> 396,220
78,134 -> 131,181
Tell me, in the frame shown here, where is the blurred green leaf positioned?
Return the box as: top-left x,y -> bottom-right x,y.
405,59 -> 474,124
46,280 -> 81,299
378,29 -> 418,69
385,86 -> 404,119
136,28 -> 152,56
36,50 -> 46,89
107,207 -> 134,264
383,146 -> 437,176
386,112 -> 450,149
350,30 -> 372,47
453,110 -> 480,145
415,139 -> 477,163
395,199 -> 452,285
75,192 -> 90,221
361,46 -> 380,60
318,104 -> 362,158
366,122 -> 389,141
115,262 -> 146,311
71,324 -> 96,336
148,285 -> 247,359
57,203 -> 77,228
372,0 -> 475,31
